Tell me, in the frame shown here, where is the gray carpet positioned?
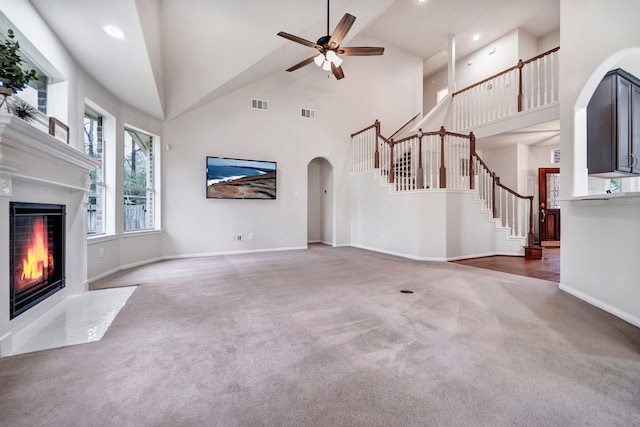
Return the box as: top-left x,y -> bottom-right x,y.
1,245 -> 639,426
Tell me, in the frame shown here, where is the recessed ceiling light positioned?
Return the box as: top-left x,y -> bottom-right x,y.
417,0 -> 427,3
473,34 -> 480,41
104,25 -> 125,39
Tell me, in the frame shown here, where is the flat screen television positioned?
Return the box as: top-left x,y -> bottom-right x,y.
206,156 -> 277,199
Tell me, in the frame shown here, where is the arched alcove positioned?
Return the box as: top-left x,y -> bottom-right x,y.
307,157 -> 334,246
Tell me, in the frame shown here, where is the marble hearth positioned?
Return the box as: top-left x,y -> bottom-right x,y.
0,113 -> 98,356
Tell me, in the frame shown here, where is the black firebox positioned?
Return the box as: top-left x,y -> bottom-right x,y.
9,202 -> 66,319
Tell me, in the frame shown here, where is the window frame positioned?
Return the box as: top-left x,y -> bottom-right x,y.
123,125 -> 157,233
84,108 -> 106,236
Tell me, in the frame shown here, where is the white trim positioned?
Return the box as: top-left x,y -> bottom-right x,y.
350,244 -> 446,262
88,246 -> 307,282
0,332 -> 11,357
163,246 -> 307,260
122,229 -> 163,238
333,243 -> 351,248
87,234 -> 118,244
10,173 -> 89,192
88,256 -> 164,282
350,244 -> 523,262
446,251 -> 524,261
559,284 -> 640,328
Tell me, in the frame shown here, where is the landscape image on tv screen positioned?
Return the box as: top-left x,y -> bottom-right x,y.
206,157 -> 277,199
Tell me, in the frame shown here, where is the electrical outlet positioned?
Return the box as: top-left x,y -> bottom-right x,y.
231,235 -> 236,241
237,234 -> 242,241
249,233 -> 254,240
380,233 -> 385,240
99,248 -> 104,258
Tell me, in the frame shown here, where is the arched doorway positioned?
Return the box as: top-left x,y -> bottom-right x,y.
307,157 -> 334,246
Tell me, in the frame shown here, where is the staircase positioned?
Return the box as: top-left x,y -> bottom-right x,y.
348,48 -> 561,260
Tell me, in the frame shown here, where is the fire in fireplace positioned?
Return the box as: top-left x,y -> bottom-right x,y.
10,202 -> 66,319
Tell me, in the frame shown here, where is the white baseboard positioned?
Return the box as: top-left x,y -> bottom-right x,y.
349,244 -> 447,262
164,246 -> 307,260
559,283 -> 640,328
349,244 -> 524,262
88,257 -> 165,283
90,247 -> 309,282
0,332 -> 12,357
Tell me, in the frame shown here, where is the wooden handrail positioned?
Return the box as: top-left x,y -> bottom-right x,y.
391,127 -> 472,145
451,46 -> 560,98
472,153 -> 492,174
472,153 -> 530,201
388,113 -> 420,140
522,46 -> 560,66
452,65 -> 519,97
496,181 -> 532,201
351,122 -> 378,138
379,134 -> 393,145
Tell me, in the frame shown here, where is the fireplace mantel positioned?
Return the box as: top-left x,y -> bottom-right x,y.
0,113 -> 99,356
0,114 -> 98,192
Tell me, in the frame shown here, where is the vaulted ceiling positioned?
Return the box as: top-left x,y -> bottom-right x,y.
29,0 -> 560,121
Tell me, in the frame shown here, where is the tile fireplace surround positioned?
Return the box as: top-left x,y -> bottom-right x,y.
0,113 -> 98,356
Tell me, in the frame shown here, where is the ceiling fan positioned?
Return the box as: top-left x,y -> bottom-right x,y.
277,0 -> 384,80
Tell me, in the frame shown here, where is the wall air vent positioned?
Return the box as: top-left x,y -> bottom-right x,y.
251,98 -> 268,111
552,148 -> 560,163
301,108 -> 315,119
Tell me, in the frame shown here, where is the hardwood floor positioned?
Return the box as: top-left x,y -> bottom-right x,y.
452,247 -> 560,283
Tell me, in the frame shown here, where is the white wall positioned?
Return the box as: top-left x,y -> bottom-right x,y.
480,144 -> 520,190
350,172 -> 523,260
162,35 -> 423,258
456,30 -> 520,91
538,30 -> 560,53
423,70 -> 448,116
560,0 -> 640,326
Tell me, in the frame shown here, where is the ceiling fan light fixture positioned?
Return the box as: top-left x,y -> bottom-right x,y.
322,60 -> 332,71
314,53 -> 325,67
325,50 -> 343,66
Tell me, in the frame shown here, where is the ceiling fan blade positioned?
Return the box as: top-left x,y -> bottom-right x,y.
277,32 -> 322,51
328,13 -> 356,49
286,56 -> 317,72
339,46 -> 385,56
331,62 -> 345,80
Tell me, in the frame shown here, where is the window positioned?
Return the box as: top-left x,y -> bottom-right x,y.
124,127 -> 155,231
84,108 -> 105,235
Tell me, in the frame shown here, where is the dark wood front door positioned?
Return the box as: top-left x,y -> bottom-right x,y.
539,168 -> 560,245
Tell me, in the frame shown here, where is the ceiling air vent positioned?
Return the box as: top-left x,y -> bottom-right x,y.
251,98 -> 268,111
301,108 -> 315,119
551,148 -> 560,163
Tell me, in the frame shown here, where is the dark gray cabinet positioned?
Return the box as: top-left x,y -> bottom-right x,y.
587,68 -> 640,177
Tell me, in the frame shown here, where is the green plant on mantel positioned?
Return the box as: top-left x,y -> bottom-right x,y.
0,29 -> 37,95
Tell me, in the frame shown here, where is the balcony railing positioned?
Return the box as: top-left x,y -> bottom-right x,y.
451,47 -> 559,130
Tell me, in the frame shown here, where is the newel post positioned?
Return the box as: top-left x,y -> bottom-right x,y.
439,126 -> 447,189
416,129 -> 424,189
492,175 -> 498,219
469,132 -> 476,190
517,59 -> 524,112
374,119 -> 380,169
527,196 -> 536,247
389,139 -> 395,184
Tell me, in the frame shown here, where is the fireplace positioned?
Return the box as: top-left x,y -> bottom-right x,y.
10,202 -> 66,319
